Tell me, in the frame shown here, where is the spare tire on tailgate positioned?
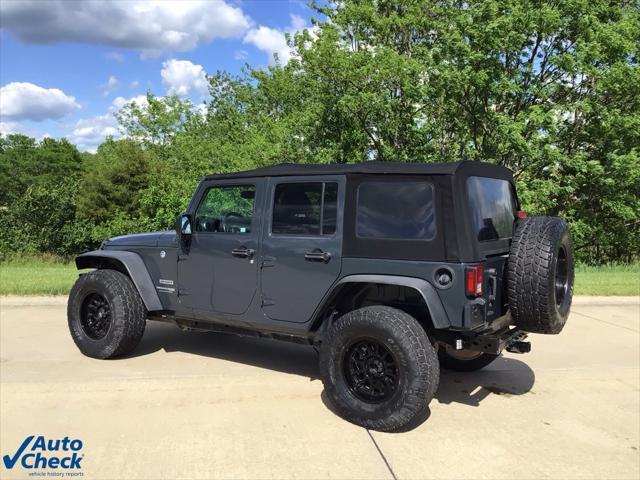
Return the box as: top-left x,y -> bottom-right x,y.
507,216 -> 574,334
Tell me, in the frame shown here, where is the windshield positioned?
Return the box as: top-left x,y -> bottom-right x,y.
467,176 -> 516,242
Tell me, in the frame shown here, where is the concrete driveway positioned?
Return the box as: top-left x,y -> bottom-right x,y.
1,296 -> 638,479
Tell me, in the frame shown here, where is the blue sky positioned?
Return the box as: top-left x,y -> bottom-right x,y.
0,0 -> 317,151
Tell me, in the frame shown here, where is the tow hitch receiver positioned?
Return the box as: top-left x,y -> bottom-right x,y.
506,341 -> 531,354
458,328 -> 530,356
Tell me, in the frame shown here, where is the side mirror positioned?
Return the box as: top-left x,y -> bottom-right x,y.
176,213 -> 193,238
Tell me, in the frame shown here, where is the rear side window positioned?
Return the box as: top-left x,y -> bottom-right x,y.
272,182 -> 338,235
356,181 -> 436,240
467,176 -> 516,241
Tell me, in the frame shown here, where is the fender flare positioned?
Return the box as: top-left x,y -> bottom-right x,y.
314,274 -> 450,329
75,250 -> 163,312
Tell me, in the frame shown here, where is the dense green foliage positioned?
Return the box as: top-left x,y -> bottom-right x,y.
0,0 -> 638,263
0,135 -> 85,206
76,138 -> 152,225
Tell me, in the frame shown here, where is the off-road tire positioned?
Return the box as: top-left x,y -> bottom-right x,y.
68,269 -> 146,359
507,216 -> 574,334
438,348 -> 499,372
320,306 -> 439,432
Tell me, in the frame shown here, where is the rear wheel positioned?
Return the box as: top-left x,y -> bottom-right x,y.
507,216 -> 574,334
320,306 -> 439,432
68,269 -> 146,359
438,346 -> 499,372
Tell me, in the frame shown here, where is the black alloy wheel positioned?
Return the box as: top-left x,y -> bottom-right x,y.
80,293 -> 112,340
320,306 -> 440,432
68,269 -> 147,359
343,338 -> 399,403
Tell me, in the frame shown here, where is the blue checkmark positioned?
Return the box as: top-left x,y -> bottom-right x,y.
3,435 -> 34,469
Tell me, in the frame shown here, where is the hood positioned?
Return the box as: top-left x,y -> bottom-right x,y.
103,231 -> 176,248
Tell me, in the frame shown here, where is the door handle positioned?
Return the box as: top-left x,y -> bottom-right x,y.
231,247 -> 255,259
304,250 -> 331,263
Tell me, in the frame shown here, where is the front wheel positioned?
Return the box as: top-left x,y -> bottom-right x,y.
320,306 -> 439,432
68,269 -> 146,359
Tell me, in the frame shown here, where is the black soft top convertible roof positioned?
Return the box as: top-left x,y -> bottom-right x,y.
204,160 -> 513,181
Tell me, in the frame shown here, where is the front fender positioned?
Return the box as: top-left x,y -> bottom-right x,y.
313,274 -> 450,329
75,250 -> 163,312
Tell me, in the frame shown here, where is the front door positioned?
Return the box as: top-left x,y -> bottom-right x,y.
178,180 -> 263,316
261,176 -> 344,323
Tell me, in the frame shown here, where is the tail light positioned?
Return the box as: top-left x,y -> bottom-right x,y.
465,264 -> 484,298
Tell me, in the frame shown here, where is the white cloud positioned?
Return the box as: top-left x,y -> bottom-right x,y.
129,80 -> 140,89
0,0 -> 252,56
70,95 -> 151,152
0,121 -> 53,141
289,14 -> 307,32
104,51 -> 125,62
0,121 -> 29,136
69,113 -> 120,153
111,94 -> 150,112
234,49 -> 248,61
100,75 -> 119,96
244,28 -> 290,65
196,103 -> 208,117
243,14 -> 309,65
161,59 -> 209,98
0,82 -> 80,121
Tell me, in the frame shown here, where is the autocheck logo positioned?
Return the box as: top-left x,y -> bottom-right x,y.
3,435 -> 84,472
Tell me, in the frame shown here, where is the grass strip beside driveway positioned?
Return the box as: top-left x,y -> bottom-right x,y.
1,259 -> 638,296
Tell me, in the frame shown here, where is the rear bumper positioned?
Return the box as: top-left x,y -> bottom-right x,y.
435,328 -> 530,356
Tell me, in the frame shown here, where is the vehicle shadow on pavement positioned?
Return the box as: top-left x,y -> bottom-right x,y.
436,357 -> 536,407
132,323 -> 535,430
319,357 -> 536,431
132,322 -> 321,379
320,390 -> 433,432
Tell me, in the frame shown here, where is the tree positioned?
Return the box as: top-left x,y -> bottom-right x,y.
115,93 -> 195,151
0,181 -> 93,258
105,1 -> 638,262
76,138 -> 152,225
0,135 -> 83,206
284,0 -> 639,262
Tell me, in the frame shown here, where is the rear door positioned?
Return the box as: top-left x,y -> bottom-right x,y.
260,176 -> 345,323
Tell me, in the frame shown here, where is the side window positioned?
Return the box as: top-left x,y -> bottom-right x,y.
195,185 -> 255,233
356,181 -> 436,240
272,182 -> 338,236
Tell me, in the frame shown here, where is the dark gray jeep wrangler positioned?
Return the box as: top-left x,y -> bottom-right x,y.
68,161 -> 574,431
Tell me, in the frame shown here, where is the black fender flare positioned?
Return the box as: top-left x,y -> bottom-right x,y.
75,250 -> 163,312
313,274 -> 450,330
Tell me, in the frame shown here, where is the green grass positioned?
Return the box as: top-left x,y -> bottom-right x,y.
0,257 -> 638,296
573,264 -> 640,296
0,256 -> 79,296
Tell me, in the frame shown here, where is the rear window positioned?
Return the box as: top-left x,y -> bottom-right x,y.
467,176 -> 516,241
356,181 -> 436,240
272,182 -> 337,236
